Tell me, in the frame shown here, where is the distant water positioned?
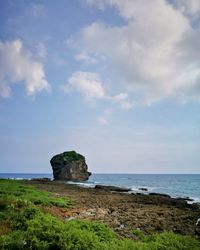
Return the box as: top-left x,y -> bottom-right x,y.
0,173 -> 200,203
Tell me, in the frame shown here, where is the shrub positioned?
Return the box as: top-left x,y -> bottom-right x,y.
0,231 -> 25,250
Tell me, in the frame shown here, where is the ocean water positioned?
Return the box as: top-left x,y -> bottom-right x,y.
0,173 -> 200,202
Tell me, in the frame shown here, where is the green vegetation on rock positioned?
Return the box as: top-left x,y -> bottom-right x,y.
0,179 -> 199,250
51,151 -> 85,163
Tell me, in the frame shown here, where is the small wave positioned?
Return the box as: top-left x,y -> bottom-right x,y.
130,186 -> 200,204
78,183 -> 96,188
7,177 -> 30,180
188,197 -> 200,204
66,181 -> 96,188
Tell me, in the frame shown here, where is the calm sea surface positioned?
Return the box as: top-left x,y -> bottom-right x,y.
0,173 -> 200,202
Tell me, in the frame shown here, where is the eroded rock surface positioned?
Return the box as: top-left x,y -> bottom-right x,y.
29,180 -> 200,239
50,151 -> 91,181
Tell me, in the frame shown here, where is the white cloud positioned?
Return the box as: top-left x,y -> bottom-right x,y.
172,0 -> 200,17
64,71 -> 133,122
63,71 -> 105,100
64,70 -> 133,107
0,39 -> 50,98
108,93 -> 133,110
82,0 -> 200,104
111,92 -> 128,102
75,52 -> 97,65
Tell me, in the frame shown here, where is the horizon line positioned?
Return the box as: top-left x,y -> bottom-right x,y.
0,172 -> 200,175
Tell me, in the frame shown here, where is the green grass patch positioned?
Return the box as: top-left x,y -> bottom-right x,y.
0,179 -> 71,208
0,179 -> 199,250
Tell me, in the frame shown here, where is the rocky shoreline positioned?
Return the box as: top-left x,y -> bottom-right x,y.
31,178 -> 199,205
25,179 -> 200,239
31,178 -> 198,200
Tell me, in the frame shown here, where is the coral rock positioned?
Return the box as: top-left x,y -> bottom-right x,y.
50,151 -> 91,181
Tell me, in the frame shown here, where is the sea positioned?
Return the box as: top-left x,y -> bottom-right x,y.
0,173 -> 200,203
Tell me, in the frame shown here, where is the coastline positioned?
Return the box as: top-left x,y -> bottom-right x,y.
1,173 -> 200,204
25,179 -> 200,239
65,181 -> 200,204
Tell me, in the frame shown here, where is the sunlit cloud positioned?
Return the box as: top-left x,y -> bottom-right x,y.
0,39 -> 50,98
82,0 -> 200,104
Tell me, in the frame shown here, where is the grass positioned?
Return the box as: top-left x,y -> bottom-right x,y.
0,179 -> 199,250
0,179 -> 71,208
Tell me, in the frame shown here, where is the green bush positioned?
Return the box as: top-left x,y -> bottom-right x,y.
143,231 -> 200,250
1,213 -> 200,250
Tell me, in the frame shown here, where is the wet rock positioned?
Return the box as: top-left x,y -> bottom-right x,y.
95,185 -> 131,192
149,193 -> 171,198
31,178 -> 51,182
50,151 -> 91,181
176,197 -> 194,202
171,198 -> 188,207
139,188 -> 148,191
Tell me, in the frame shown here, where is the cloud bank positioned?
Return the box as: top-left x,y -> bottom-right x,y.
0,39 -> 49,98
82,0 -> 200,104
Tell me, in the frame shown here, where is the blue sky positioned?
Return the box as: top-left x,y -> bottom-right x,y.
0,0 -> 200,174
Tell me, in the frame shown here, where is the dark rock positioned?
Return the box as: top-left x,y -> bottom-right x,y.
193,203 -> 200,209
176,197 -> 194,202
170,198 -> 187,207
136,194 -> 192,208
50,151 -> 91,181
149,193 -> 171,198
31,178 -> 51,182
95,185 -> 131,192
138,188 -> 148,191
195,227 -> 200,236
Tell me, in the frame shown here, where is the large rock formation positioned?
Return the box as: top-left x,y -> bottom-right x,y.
50,151 -> 91,181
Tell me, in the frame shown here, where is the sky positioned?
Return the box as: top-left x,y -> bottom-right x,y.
0,0 -> 200,174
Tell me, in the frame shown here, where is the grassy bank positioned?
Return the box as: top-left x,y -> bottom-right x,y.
0,179 -> 199,249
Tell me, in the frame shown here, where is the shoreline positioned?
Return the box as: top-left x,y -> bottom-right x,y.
70,181 -> 200,204
23,179 -> 200,239
31,177 -> 200,205
1,173 -> 199,204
